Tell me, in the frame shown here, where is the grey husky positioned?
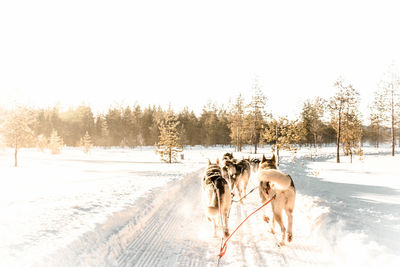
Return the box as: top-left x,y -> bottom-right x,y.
202,158 -> 231,238
258,154 -> 296,245
223,158 -> 251,202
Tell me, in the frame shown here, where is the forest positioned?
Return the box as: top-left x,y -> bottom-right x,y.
0,76 -> 399,164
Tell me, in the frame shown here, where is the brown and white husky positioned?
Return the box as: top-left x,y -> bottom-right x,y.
258,154 -> 296,245
202,158 -> 231,238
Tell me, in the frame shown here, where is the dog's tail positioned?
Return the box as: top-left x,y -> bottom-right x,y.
258,169 -> 292,190
287,174 -> 296,192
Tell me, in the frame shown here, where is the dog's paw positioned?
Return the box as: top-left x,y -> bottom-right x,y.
288,233 -> 293,242
224,231 -> 230,238
263,216 -> 270,223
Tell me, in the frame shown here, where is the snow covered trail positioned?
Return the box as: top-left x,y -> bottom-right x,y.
114,168 -> 209,267
36,168 -> 210,267
43,165 -> 332,267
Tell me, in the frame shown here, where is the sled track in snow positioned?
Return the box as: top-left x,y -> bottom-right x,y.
116,168 -> 209,267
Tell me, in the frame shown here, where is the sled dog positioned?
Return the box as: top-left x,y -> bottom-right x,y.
222,152 -> 236,165
249,157 -> 261,174
202,158 -> 231,237
224,158 -> 251,202
258,154 -> 296,245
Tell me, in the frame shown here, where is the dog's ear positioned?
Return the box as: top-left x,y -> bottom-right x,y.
271,154 -> 276,163
216,158 -> 220,165
208,159 -> 211,165
261,154 -> 267,163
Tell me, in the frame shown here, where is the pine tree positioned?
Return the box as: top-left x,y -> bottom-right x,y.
49,130 -> 64,154
369,90 -> 388,148
228,94 -> 245,152
379,65 -> 400,156
80,131 -> 93,154
154,110 -> 183,163
264,117 -> 301,165
246,78 -> 267,154
199,102 -> 219,146
341,110 -> 363,163
301,97 -> 326,148
328,78 -> 360,163
0,106 -> 35,167
37,134 -> 48,152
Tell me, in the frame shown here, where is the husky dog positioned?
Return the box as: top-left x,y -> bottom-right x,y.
224,159 -> 251,202
222,152 -> 235,165
249,157 -> 261,174
202,158 -> 231,238
258,154 -> 296,245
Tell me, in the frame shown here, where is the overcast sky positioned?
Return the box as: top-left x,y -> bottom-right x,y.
1,0 -> 400,119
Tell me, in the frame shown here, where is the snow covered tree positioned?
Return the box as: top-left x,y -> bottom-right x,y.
155,110 -> 183,163
328,78 -> 360,163
0,106 -> 35,167
264,117 -> 302,165
49,130 -> 63,154
80,131 -> 93,154
245,78 -> 267,154
228,94 -> 246,152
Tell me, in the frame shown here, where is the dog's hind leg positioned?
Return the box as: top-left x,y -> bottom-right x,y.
223,212 -> 230,238
286,207 -> 294,242
259,183 -> 270,223
270,215 -> 276,234
275,213 -> 286,246
212,217 -> 217,237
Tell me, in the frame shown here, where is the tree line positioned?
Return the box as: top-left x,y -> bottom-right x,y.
1,72 -> 399,166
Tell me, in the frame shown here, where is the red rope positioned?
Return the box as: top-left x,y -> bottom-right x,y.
217,194 -> 276,259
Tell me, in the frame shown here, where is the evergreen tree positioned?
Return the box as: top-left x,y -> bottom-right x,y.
49,130 -> 64,154
300,97 -> 326,148
80,131 -> 93,154
246,78 -> 267,154
131,104 -> 143,146
106,106 -> 124,146
178,107 -> 200,146
369,90 -> 388,148
155,110 -> 183,163
328,78 -> 360,163
37,134 -> 48,152
228,94 -> 246,152
0,106 -> 35,167
264,117 -> 302,165
379,65 -> 400,156
199,102 -> 220,146
341,110 -> 363,163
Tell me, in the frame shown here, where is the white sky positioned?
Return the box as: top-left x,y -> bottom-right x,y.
1,0 -> 400,120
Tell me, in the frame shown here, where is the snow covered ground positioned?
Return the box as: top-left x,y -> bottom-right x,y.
0,146 -> 399,266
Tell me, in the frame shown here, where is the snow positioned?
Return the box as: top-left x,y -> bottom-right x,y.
0,146 -> 399,266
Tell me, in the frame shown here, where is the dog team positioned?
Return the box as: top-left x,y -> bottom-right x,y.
201,153 -> 296,246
